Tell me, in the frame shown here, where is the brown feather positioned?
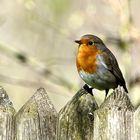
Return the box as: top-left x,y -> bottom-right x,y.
100,49 -> 128,93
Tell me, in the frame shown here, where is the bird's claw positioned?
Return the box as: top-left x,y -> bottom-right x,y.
83,84 -> 93,96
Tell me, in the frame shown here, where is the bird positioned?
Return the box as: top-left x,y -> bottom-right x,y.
75,34 -> 128,99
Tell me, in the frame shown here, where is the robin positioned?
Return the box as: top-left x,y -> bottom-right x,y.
75,34 -> 128,99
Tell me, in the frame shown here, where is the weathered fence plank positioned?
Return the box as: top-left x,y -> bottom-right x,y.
15,88 -> 57,140
0,87 -> 15,140
57,89 -> 98,140
134,106 -> 140,140
94,87 -> 134,140
0,86 -> 140,140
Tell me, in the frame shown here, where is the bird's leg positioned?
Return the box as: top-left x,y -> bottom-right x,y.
83,84 -> 93,96
105,89 -> 109,100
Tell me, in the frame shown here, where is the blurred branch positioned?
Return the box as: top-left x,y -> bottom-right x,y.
0,74 -> 46,88
0,73 -> 71,98
0,41 -> 52,75
104,0 -> 140,50
129,76 -> 140,88
105,36 -> 130,50
0,41 -> 74,90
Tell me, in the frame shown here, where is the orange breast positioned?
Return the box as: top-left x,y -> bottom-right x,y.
76,44 -> 102,74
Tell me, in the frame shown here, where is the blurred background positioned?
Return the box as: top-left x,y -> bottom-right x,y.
0,0 -> 140,111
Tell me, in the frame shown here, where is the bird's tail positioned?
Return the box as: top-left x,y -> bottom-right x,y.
123,84 -> 128,93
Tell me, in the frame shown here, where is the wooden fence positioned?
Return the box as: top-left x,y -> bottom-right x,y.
0,86 -> 140,140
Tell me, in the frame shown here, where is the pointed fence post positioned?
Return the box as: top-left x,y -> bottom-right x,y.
0,87 -> 15,140
134,106 -> 140,140
57,88 -> 98,140
15,88 -> 57,140
0,86 -> 140,139
94,87 -> 134,140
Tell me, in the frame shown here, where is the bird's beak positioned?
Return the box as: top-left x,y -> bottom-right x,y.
75,40 -> 81,44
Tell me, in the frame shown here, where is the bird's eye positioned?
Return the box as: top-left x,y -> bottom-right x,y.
88,41 -> 94,45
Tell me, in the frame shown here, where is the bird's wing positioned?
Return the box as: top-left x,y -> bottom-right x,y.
99,48 -> 128,92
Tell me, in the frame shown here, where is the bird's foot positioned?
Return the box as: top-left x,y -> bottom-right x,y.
104,89 -> 109,101
83,84 -> 93,96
